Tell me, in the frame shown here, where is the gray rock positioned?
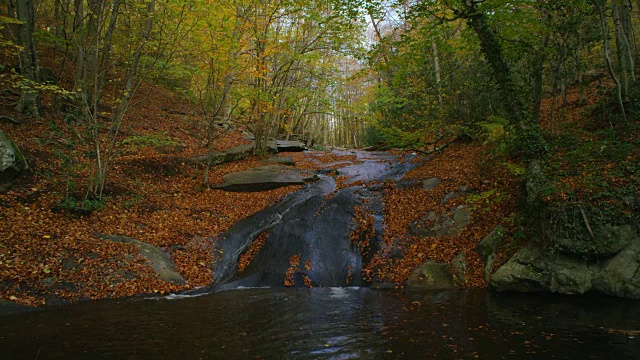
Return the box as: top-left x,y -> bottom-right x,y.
0,130 -> 28,183
263,156 -> 295,166
188,143 -> 253,165
478,226 -> 504,262
270,140 -> 307,152
554,224 -> 636,257
477,226 -> 504,283
422,178 -> 441,191
592,241 -> 640,299
99,234 -> 186,285
491,237 -> 640,299
409,205 -> 471,238
214,165 -> 318,192
490,245 -> 553,293
407,261 -> 455,290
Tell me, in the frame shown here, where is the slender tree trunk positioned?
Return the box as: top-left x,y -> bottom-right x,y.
596,0 -> 627,122
90,0 -> 157,198
461,4 -> 547,205
532,0 -> 550,121
96,0 -> 121,108
15,0 -> 41,117
613,2 -> 631,100
432,41 -> 443,107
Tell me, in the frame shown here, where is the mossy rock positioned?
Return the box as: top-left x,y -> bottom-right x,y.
542,202 -> 638,258
0,131 -> 28,183
553,224 -> 637,258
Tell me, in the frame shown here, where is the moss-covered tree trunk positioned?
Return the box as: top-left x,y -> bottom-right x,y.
460,3 -> 548,205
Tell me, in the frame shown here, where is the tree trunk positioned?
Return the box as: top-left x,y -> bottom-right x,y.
15,0 -> 41,117
462,4 -> 547,205
532,0 -> 550,121
432,41 -> 443,107
89,0 -> 157,198
613,2 -> 631,100
596,0 -> 627,122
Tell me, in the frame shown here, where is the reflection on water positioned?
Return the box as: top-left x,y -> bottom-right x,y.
1,288 -> 639,359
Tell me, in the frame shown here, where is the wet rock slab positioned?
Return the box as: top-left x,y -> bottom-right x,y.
213,165 -> 318,192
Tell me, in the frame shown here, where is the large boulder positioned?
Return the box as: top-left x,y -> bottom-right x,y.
491,235 -> 640,299
213,165 -> 318,192
592,241 -> 640,299
0,131 -> 28,183
491,245 -> 593,294
99,234 -> 186,285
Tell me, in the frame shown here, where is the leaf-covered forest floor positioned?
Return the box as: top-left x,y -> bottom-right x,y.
1,54 -> 637,307
0,49 -> 367,306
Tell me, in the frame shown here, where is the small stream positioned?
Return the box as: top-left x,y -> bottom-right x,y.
2,150 -> 639,358
2,288 -> 639,359
197,150 -> 417,292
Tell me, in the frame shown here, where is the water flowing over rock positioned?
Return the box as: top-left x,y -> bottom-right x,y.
185,151 -> 419,293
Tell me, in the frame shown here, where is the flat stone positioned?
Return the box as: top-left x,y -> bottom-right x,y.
263,156 -> 295,166
188,143 -> 253,165
214,165 -> 318,192
99,234 -> 186,285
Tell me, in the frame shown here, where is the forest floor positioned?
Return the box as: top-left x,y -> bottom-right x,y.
1,76 -> 636,307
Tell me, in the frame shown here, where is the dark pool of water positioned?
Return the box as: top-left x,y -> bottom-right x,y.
1,288 -> 639,359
